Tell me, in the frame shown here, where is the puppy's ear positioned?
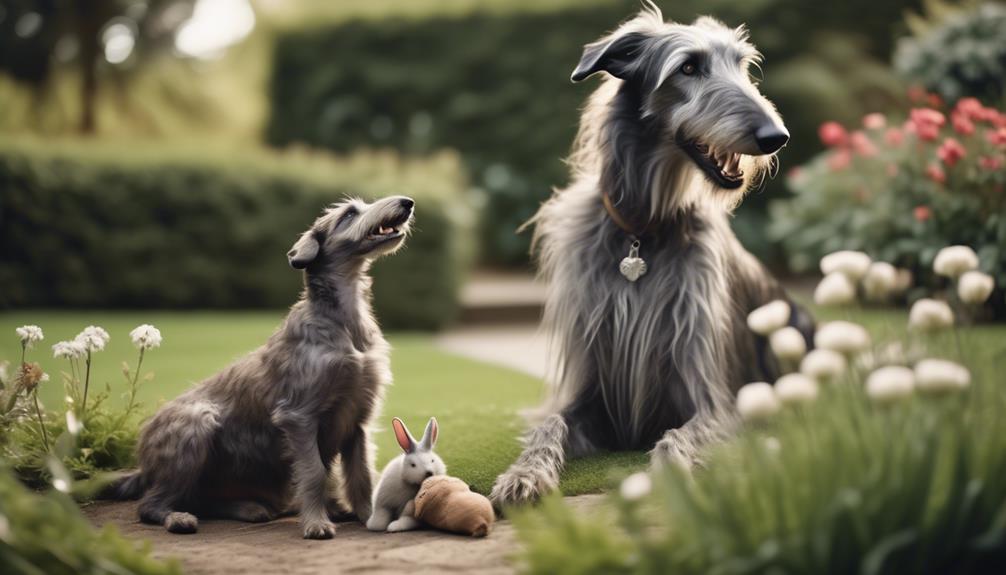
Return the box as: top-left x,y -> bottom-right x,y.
571,32 -> 648,83
393,417 -> 415,453
419,417 -> 438,450
288,230 -> 321,270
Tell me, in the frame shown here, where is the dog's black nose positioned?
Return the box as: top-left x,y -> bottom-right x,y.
425,471 -> 433,478
400,198 -> 415,210
755,124 -> 789,154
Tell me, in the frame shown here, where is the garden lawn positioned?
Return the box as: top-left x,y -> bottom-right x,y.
0,311 -> 645,495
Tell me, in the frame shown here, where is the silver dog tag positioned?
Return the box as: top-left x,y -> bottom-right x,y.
619,240 -> 647,282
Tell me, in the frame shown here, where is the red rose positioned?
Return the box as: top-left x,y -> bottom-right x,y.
937,138 -> 966,167
979,156 -> 1003,171
910,108 -> 946,142
818,121 -> 848,147
925,163 -> 946,184
955,97 -> 984,120
884,127 -> 905,147
862,113 -> 886,130
914,206 -> 932,222
828,149 -> 852,171
951,112 -> 975,136
850,131 -> 877,157
987,127 -> 1006,147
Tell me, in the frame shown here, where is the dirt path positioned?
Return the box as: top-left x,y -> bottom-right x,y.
83,495 -> 602,574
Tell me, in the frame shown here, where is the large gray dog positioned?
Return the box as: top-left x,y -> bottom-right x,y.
108,195 -> 414,539
491,3 -> 812,507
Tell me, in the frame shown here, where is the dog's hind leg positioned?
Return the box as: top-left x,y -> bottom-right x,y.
205,500 -> 275,523
490,413 -> 570,509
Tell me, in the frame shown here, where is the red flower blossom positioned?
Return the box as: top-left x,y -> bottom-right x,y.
850,131 -> 877,157
828,149 -> 852,171
951,112 -> 975,136
926,163 -> 946,184
979,155 -> 1003,171
914,205 -> 932,222
884,127 -> 905,147
937,138 -> 966,167
910,108 -> 946,141
988,127 -> 1006,147
818,121 -> 848,147
955,97 -> 984,120
862,113 -> 886,130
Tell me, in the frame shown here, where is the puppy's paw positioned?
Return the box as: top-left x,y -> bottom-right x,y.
386,518 -> 417,533
490,464 -> 557,510
302,518 -> 337,540
165,512 -> 199,534
650,433 -> 700,472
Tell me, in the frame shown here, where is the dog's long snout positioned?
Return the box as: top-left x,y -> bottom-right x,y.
754,124 -> 789,154
400,197 -> 415,210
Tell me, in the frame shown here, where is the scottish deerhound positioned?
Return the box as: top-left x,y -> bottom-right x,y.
491,3 -> 813,507
107,196 -> 415,539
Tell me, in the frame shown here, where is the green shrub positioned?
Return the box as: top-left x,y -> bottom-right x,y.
0,139 -> 473,330
0,462 -> 179,575
770,98 -> 1006,316
515,307 -> 1006,574
267,0 -> 912,265
895,2 -> 1006,105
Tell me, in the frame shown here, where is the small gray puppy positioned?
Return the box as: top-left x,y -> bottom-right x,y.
107,195 -> 415,539
366,417 -> 446,532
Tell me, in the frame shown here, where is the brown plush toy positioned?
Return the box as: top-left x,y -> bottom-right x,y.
414,476 -> 495,537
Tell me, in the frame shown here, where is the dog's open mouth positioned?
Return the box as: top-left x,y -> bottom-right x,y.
367,212 -> 411,243
680,139 -> 746,190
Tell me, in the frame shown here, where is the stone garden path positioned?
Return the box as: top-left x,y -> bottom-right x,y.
83,495 -> 602,574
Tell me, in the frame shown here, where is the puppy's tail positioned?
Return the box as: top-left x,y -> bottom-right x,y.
96,470 -> 146,500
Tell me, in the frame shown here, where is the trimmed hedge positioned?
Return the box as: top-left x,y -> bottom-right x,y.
0,139 -> 473,330
267,0 -> 917,264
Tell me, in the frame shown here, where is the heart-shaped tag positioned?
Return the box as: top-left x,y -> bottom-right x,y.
619,256 -> 647,282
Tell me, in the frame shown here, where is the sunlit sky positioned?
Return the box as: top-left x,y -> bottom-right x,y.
175,0 -> 256,59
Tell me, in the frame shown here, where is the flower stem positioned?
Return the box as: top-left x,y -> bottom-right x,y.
127,348 -> 145,413
82,350 -> 92,417
32,390 -> 50,452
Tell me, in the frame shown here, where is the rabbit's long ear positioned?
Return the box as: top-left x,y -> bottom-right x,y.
392,417 -> 415,453
419,417 -> 439,450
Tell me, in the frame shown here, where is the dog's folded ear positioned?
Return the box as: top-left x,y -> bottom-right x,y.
571,32 -> 648,83
288,230 -> 321,269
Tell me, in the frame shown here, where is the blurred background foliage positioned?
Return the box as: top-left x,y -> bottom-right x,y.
1,0 -> 1003,304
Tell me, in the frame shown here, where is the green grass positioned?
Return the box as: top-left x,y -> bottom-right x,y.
0,310 -> 644,495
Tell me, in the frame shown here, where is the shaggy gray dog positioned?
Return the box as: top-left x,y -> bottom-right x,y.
491,3 -> 812,507
108,195 -> 414,539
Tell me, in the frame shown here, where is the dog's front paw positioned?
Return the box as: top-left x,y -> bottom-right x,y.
165,512 -> 199,534
302,518 -> 337,540
650,433 -> 700,471
490,464 -> 557,510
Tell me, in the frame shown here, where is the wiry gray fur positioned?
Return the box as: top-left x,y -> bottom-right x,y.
491,2 -> 813,507
107,196 -> 415,539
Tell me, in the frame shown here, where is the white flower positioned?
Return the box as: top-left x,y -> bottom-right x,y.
814,273 -> 857,306
619,472 -> 652,501
800,349 -> 847,382
66,410 -> 83,435
914,359 -> 970,394
129,324 -> 163,350
15,325 -> 44,349
908,299 -> 954,332
815,321 -> 871,355
747,300 -> 791,336
52,340 -> 87,360
820,251 -> 872,281
893,268 -> 913,295
855,342 -> 911,372
774,373 -> 819,405
52,478 -> 70,493
736,382 -> 781,422
75,326 -> 110,352
957,271 -> 994,305
861,262 -> 898,301
770,327 -> 807,361
933,245 -> 979,279
40,373 -> 50,383
762,436 -> 782,455
866,366 -> 915,404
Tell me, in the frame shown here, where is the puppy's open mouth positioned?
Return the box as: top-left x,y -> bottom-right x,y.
680,139 -> 746,190
367,212 -> 411,243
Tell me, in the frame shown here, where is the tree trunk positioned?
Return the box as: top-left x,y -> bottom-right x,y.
75,4 -> 102,135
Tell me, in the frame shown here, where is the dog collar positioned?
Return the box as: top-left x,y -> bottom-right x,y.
602,191 -> 648,282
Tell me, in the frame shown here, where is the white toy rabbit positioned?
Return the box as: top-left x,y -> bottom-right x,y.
366,417 -> 446,532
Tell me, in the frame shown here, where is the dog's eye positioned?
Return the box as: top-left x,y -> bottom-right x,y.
681,62 -> 697,76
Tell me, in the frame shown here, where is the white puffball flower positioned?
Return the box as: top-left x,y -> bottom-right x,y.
862,262 -> 898,301
820,250 -> 872,281
52,340 -> 87,360
736,382 -> 781,423
66,410 -> 84,435
763,436 -> 782,455
914,359 -> 970,394
957,271 -> 994,305
815,321 -> 872,355
75,325 -> 110,352
52,478 -> 70,493
866,366 -> 915,404
770,327 -> 807,361
129,324 -> 163,350
814,273 -> 857,306
15,325 -> 44,348
893,268 -> 913,295
747,300 -> 791,336
908,299 -> 954,332
800,349 -> 847,382
933,245 -> 979,279
619,472 -> 652,501
774,373 -> 819,405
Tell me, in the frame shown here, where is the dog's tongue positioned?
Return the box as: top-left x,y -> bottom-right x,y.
379,226 -> 394,235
